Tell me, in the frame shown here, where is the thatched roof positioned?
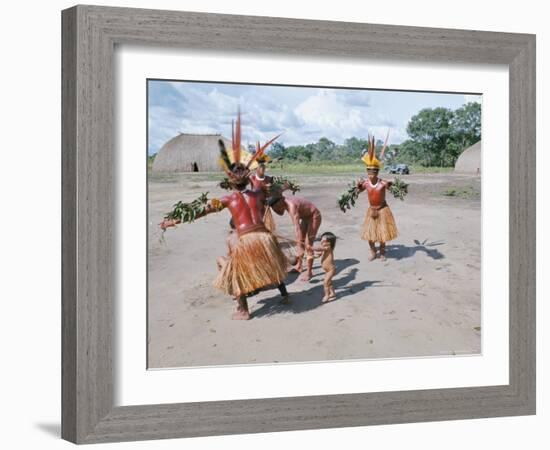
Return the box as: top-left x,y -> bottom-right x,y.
152,133 -> 232,173
454,140 -> 481,174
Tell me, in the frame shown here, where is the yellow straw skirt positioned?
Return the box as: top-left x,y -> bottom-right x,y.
361,206 -> 398,242
214,227 -> 288,297
263,206 -> 276,232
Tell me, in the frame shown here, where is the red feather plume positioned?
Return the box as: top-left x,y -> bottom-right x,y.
232,109 -> 242,164
247,133 -> 282,169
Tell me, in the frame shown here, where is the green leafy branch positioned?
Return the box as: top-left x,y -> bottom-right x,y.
273,176 -> 301,194
338,179 -> 362,212
164,192 -> 210,224
389,177 -> 409,201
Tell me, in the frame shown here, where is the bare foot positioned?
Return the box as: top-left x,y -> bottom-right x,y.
322,295 -> 329,303
231,310 -> 250,320
280,295 -> 291,305
300,271 -> 312,281
368,250 -> 377,261
379,254 -> 386,261
327,294 -> 337,302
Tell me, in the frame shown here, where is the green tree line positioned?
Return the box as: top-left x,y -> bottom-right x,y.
268,102 -> 480,167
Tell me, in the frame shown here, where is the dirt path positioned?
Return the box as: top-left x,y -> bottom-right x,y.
147,173 -> 481,368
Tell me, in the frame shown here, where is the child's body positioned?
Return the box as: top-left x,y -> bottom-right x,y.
313,232 -> 337,302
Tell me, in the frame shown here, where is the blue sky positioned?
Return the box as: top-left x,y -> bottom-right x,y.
147,80 -> 481,155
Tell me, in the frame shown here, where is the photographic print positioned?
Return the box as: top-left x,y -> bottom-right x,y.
148,80 -> 482,368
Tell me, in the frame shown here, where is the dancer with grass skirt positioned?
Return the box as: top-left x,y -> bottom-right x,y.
160,112 -> 288,320
358,132 -> 399,261
337,131 -> 408,261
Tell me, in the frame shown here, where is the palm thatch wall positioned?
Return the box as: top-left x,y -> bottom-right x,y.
454,140 -> 481,174
152,133 -> 232,172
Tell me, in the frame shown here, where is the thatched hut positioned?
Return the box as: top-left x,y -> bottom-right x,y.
454,140 -> 481,174
152,133 -> 232,173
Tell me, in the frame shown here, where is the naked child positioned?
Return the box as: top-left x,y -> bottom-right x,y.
313,231 -> 337,302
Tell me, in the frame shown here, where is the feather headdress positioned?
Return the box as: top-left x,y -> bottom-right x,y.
249,134 -> 280,167
361,130 -> 390,170
218,110 -> 281,180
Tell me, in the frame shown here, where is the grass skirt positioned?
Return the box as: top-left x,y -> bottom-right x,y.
214,227 -> 288,296
361,205 -> 398,242
263,206 -> 276,232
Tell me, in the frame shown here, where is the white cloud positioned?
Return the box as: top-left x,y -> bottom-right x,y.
148,81 -> 466,153
293,89 -> 396,144
165,83 -> 301,145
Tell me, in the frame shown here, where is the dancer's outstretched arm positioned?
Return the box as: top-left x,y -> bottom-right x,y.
159,196 -> 226,230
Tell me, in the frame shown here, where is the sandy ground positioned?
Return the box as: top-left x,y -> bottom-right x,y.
147,172 -> 481,368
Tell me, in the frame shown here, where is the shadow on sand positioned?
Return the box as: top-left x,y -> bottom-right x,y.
252,257 -> 380,318
385,239 -> 445,261
305,257 -> 360,283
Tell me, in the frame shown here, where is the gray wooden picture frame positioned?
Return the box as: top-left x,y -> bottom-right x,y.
61,4 -> 536,444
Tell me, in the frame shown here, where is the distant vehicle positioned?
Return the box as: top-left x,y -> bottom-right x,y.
388,164 -> 410,175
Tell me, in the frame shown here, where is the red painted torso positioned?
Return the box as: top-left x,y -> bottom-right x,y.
360,178 -> 387,207
248,174 -> 274,192
249,174 -> 274,217
221,189 -> 266,235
